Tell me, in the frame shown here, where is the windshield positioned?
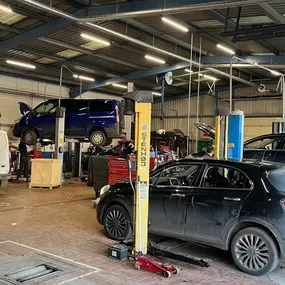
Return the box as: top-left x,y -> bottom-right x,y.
34,100 -> 58,115
267,168 -> 285,192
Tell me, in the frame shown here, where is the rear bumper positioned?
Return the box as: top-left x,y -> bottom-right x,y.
105,126 -> 125,139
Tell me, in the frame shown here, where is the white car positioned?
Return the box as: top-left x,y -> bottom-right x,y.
0,130 -> 10,176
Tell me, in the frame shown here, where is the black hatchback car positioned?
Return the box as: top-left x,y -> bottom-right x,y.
97,158 -> 285,276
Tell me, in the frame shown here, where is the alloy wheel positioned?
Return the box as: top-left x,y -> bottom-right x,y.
105,209 -> 128,239
234,234 -> 270,271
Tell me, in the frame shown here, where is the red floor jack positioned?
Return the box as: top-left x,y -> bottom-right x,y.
135,255 -> 179,278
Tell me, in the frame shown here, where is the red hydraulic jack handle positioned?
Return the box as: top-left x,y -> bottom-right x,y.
135,255 -> 179,278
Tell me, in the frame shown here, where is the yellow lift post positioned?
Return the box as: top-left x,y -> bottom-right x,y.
123,91 -> 153,255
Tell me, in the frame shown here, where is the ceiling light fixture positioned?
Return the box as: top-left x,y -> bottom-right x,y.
81,33 -> 110,46
112,83 -> 127,89
199,74 -> 218,81
6,60 -> 36,69
152,92 -> 161,96
23,0 -> 76,20
73,74 -> 95,82
0,4 -> 12,12
270,70 -> 282,76
185,69 -> 193,73
161,17 -> 189,32
203,74 -> 219,81
145,55 -> 166,65
216,44 -> 235,55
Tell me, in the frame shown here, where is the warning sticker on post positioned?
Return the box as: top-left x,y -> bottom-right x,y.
139,181 -> 148,200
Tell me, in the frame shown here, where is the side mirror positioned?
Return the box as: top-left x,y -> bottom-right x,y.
169,177 -> 180,186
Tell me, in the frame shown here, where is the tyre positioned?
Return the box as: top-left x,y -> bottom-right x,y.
103,205 -> 131,240
104,138 -> 113,146
90,130 -> 106,146
23,129 -> 37,145
163,271 -> 171,278
231,227 -> 279,276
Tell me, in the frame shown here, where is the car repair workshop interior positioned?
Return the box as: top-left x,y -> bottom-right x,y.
3,0 -> 285,284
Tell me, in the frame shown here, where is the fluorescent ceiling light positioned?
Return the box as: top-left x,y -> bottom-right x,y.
0,4 -> 12,12
23,0 -> 76,20
73,74 -> 95,82
216,44 -> 235,55
270,70 -> 282,76
81,33 -> 110,46
152,92 -> 161,96
112,83 -> 127,89
162,17 -> 189,32
199,74 -> 218,81
203,74 -> 219,81
6,60 -> 36,69
185,69 -> 193,73
145,55 -> 166,64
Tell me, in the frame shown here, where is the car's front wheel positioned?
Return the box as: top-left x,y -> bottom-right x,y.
231,227 -> 279,276
23,129 -> 37,145
103,205 -> 131,240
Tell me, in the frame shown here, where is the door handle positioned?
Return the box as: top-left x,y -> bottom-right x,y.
171,193 -> 185,197
223,197 -> 241,201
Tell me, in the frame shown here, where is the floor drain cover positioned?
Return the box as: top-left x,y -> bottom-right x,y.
0,253 -> 90,285
4,264 -> 60,284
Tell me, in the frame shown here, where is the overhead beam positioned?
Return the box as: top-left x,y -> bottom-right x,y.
124,17 -> 262,79
208,10 -> 280,54
38,37 -> 145,70
14,46 -> 120,78
70,62 -> 190,97
124,18 -> 208,55
202,55 -> 285,66
0,17 -> 75,53
259,3 -> 285,24
0,65 -> 75,85
75,0 -> 271,21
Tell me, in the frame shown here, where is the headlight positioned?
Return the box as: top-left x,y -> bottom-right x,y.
100,185 -> 110,196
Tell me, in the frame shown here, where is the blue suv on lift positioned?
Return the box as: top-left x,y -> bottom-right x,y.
13,99 -> 125,146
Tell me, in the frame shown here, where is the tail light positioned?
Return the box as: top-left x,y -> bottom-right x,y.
116,105 -> 120,126
280,199 -> 285,209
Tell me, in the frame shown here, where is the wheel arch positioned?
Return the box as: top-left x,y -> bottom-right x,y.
88,126 -> 107,137
226,220 -> 282,255
21,126 -> 40,138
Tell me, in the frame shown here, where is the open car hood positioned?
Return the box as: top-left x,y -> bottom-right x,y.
195,122 -> 215,139
18,102 -> 32,115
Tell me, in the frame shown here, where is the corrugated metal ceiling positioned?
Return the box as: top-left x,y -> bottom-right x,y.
0,0 -> 283,95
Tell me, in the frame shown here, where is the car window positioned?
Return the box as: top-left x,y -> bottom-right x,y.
73,100 -> 89,114
244,137 -> 281,150
202,166 -> 252,189
60,100 -> 74,113
149,171 -> 161,186
156,165 -> 199,187
89,100 -> 113,112
34,100 -> 58,115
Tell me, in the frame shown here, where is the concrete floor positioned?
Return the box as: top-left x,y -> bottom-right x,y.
0,181 -> 284,285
